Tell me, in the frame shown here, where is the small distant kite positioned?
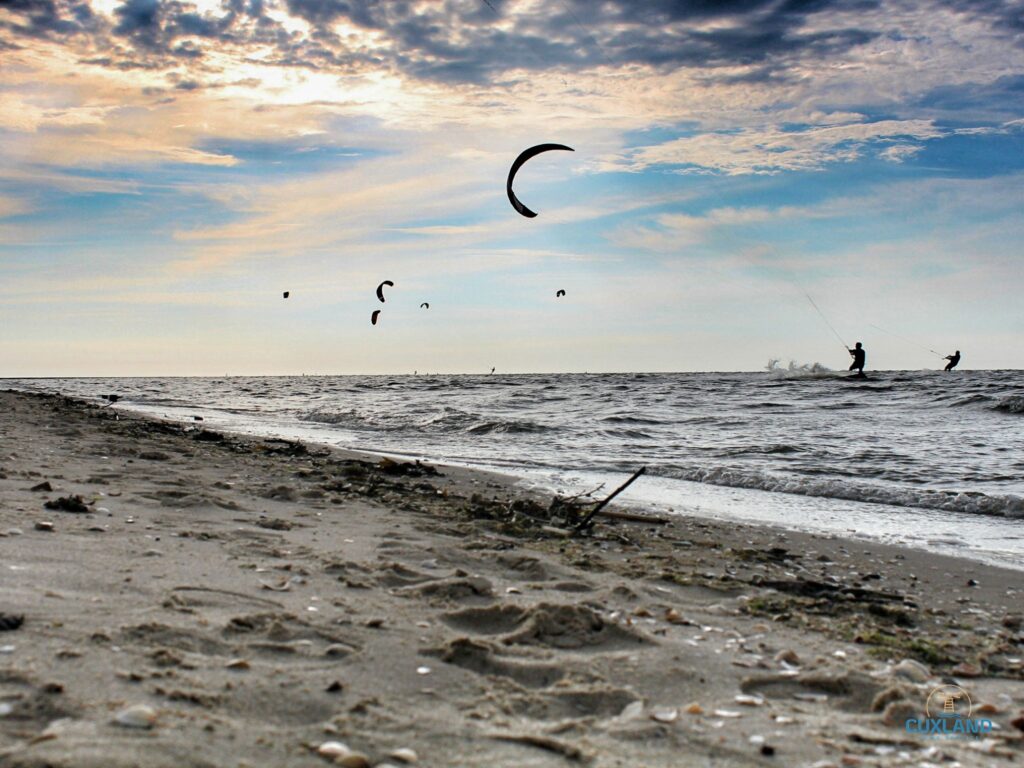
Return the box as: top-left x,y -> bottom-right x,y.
371,310 -> 381,326
283,291 -> 290,299
376,280 -> 393,303
556,289 -> 566,297
420,302 -> 430,309
507,143 -> 574,218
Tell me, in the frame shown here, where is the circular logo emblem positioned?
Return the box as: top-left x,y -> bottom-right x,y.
925,685 -> 972,719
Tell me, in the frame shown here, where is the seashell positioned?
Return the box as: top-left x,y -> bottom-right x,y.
619,700 -> 644,719
316,741 -> 351,758
389,748 -> 418,763
650,707 -> 678,723
114,704 -> 157,729
225,658 -> 250,670
259,579 -> 291,592
774,649 -> 800,665
713,709 -> 742,718
975,703 -> 999,714
684,702 -> 703,715
34,521 -> 55,532
735,694 -> 764,707
337,752 -> 371,768
415,666 -> 431,675
892,659 -> 930,682
664,608 -> 691,625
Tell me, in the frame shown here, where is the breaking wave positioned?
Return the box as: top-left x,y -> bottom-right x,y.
992,395 -> 1024,414
656,464 -> 1024,519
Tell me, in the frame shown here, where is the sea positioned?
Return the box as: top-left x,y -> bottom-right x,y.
7,364 -> 1024,569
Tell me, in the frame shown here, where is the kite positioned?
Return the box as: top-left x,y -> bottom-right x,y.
506,144 -> 574,218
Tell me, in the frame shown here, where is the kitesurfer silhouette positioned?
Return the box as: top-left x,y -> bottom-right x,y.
848,342 -> 866,374
944,350 -> 961,371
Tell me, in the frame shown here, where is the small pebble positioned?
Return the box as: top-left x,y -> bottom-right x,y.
34,521 -> 55,532
952,661 -> 982,678
389,748 -> 418,763
416,666 -> 431,675
685,702 -> 703,715
225,658 -> 250,670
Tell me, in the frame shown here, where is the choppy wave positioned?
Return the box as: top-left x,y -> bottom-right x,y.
301,406 -> 550,436
7,370 -> 1024,533
657,464 -> 1024,519
993,395 -> 1024,414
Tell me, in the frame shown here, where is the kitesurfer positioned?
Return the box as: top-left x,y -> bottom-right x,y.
944,350 -> 961,371
848,342 -> 866,374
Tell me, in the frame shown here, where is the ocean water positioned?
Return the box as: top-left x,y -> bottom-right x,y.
8,366 -> 1024,568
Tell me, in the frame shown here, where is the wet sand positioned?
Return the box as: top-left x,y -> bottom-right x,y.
0,390 -> 1021,767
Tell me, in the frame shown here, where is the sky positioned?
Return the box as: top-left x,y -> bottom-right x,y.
1,0 -> 1023,376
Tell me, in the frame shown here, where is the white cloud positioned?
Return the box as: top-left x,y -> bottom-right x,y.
607,119 -> 943,175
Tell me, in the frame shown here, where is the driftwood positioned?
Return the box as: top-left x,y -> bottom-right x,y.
574,466 -> 647,532
488,733 -> 588,761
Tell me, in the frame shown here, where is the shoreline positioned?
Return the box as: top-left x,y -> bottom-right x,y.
11,377 -> 1022,571
0,390 -> 1021,766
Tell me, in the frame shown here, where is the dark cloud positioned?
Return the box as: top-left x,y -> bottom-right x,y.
0,0 -> 100,39
3,0 -> 1023,93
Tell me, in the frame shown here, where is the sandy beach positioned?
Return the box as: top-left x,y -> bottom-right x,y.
0,389 -> 1021,767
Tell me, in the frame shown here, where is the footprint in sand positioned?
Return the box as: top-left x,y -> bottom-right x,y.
740,671 -> 883,713
445,603 -> 653,651
427,637 -> 566,688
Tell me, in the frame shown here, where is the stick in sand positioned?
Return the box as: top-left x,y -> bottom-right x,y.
574,466 -> 646,532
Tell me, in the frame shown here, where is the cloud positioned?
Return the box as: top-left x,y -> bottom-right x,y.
607,119 -> 944,174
